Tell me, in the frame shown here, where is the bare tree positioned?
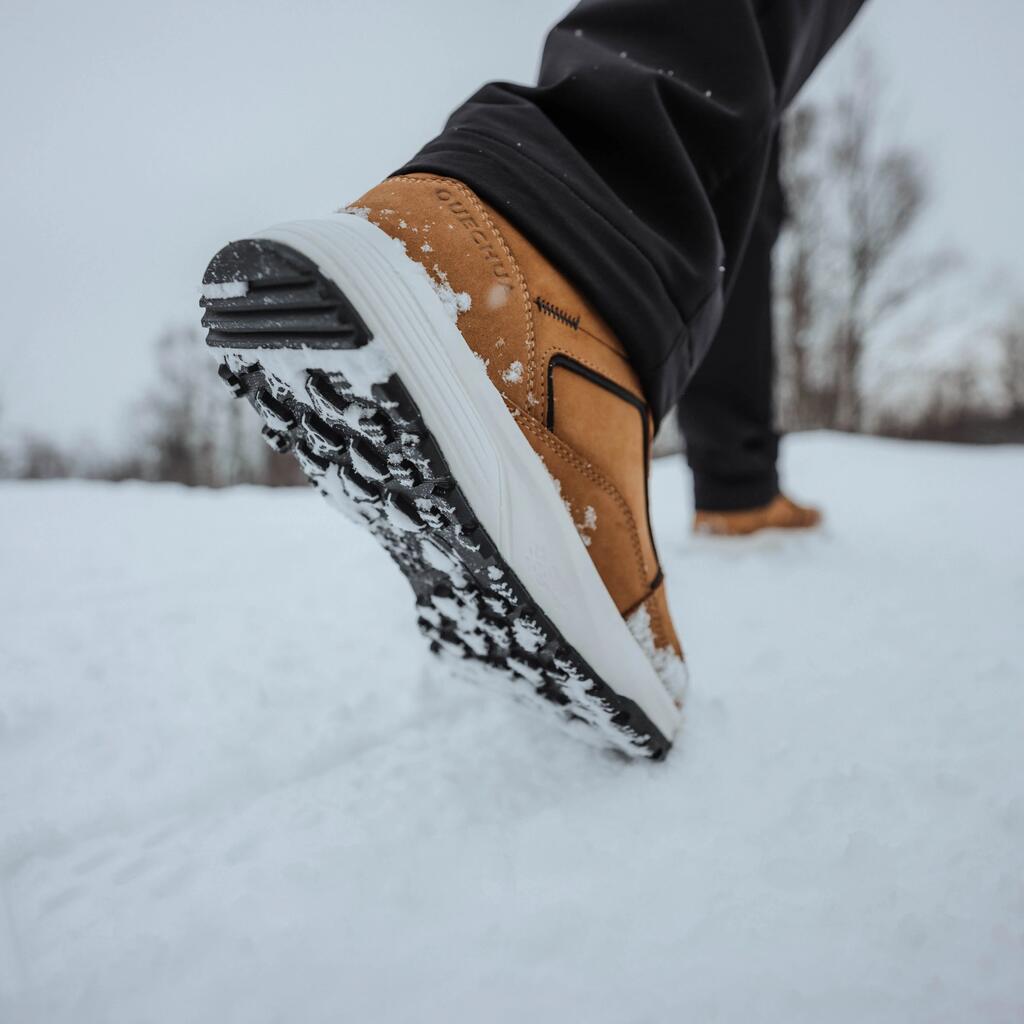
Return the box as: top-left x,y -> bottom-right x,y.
1002,308 -> 1024,413
137,327 -> 206,485
17,435 -> 74,479
136,326 -> 287,487
776,105 -> 821,429
775,52 -> 955,433
1,326 -> 308,485
0,394 -> 7,478
831,60 -> 921,428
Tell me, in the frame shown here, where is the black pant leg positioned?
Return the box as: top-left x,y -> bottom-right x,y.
678,138 -> 785,511
399,0 -> 867,423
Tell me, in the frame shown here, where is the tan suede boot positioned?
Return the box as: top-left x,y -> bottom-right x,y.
694,493 -> 822,536
200,175 -> 685,757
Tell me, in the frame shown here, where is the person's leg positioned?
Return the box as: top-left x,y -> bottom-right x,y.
399,0 -> 868,423
677,138 -> 784,512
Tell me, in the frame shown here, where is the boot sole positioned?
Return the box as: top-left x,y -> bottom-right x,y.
199,215 -> 680,758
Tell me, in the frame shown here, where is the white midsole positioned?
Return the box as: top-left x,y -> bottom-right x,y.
258,215 -> 681,741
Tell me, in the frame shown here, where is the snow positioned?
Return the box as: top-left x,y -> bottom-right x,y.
370,229 -> 472,327
511,617 -> 546,654
200,281 -> 248,300
1,433 -> 1023,1022
486,283 -> 511,309
501,360 -> 524,384
267,343 -> 391,402
626,603 -> 689,704
574,503 -> 598,544
428,265 -> 472,324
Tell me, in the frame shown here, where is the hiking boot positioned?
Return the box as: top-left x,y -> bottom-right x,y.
199,174 -> 685,758
693,493 -> 822,536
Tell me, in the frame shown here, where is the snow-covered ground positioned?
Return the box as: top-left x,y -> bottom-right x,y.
1,433 -> 1022,1023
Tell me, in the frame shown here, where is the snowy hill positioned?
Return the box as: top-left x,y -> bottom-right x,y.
1,433 -> 1022,1022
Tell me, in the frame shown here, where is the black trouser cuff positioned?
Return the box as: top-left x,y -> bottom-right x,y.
395,129 -> 713,425
692,470 -> 779,512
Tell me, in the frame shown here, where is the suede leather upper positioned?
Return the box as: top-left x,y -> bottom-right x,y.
350,174 -> 683,665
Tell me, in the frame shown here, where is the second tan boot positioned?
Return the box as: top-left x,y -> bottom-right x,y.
694,493 -> 823,536
200,175 -> 686,758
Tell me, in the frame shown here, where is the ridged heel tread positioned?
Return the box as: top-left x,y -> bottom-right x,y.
201,239 -> 372,350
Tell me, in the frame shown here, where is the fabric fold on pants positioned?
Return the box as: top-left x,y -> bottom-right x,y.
398,0 -> 867,424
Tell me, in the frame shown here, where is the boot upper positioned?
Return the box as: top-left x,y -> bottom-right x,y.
350,174 -> 684,686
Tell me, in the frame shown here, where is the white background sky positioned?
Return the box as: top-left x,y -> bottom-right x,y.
1,0 -> 1021,447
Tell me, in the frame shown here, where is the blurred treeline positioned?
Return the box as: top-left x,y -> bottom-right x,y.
0,328 -> 304,486
772,57 -> 1024,443
2,56 -> 1022,484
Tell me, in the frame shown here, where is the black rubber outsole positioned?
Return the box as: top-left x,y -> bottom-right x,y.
200,237 -> 671,759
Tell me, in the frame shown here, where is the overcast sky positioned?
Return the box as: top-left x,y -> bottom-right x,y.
1,0 -> 1021,446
